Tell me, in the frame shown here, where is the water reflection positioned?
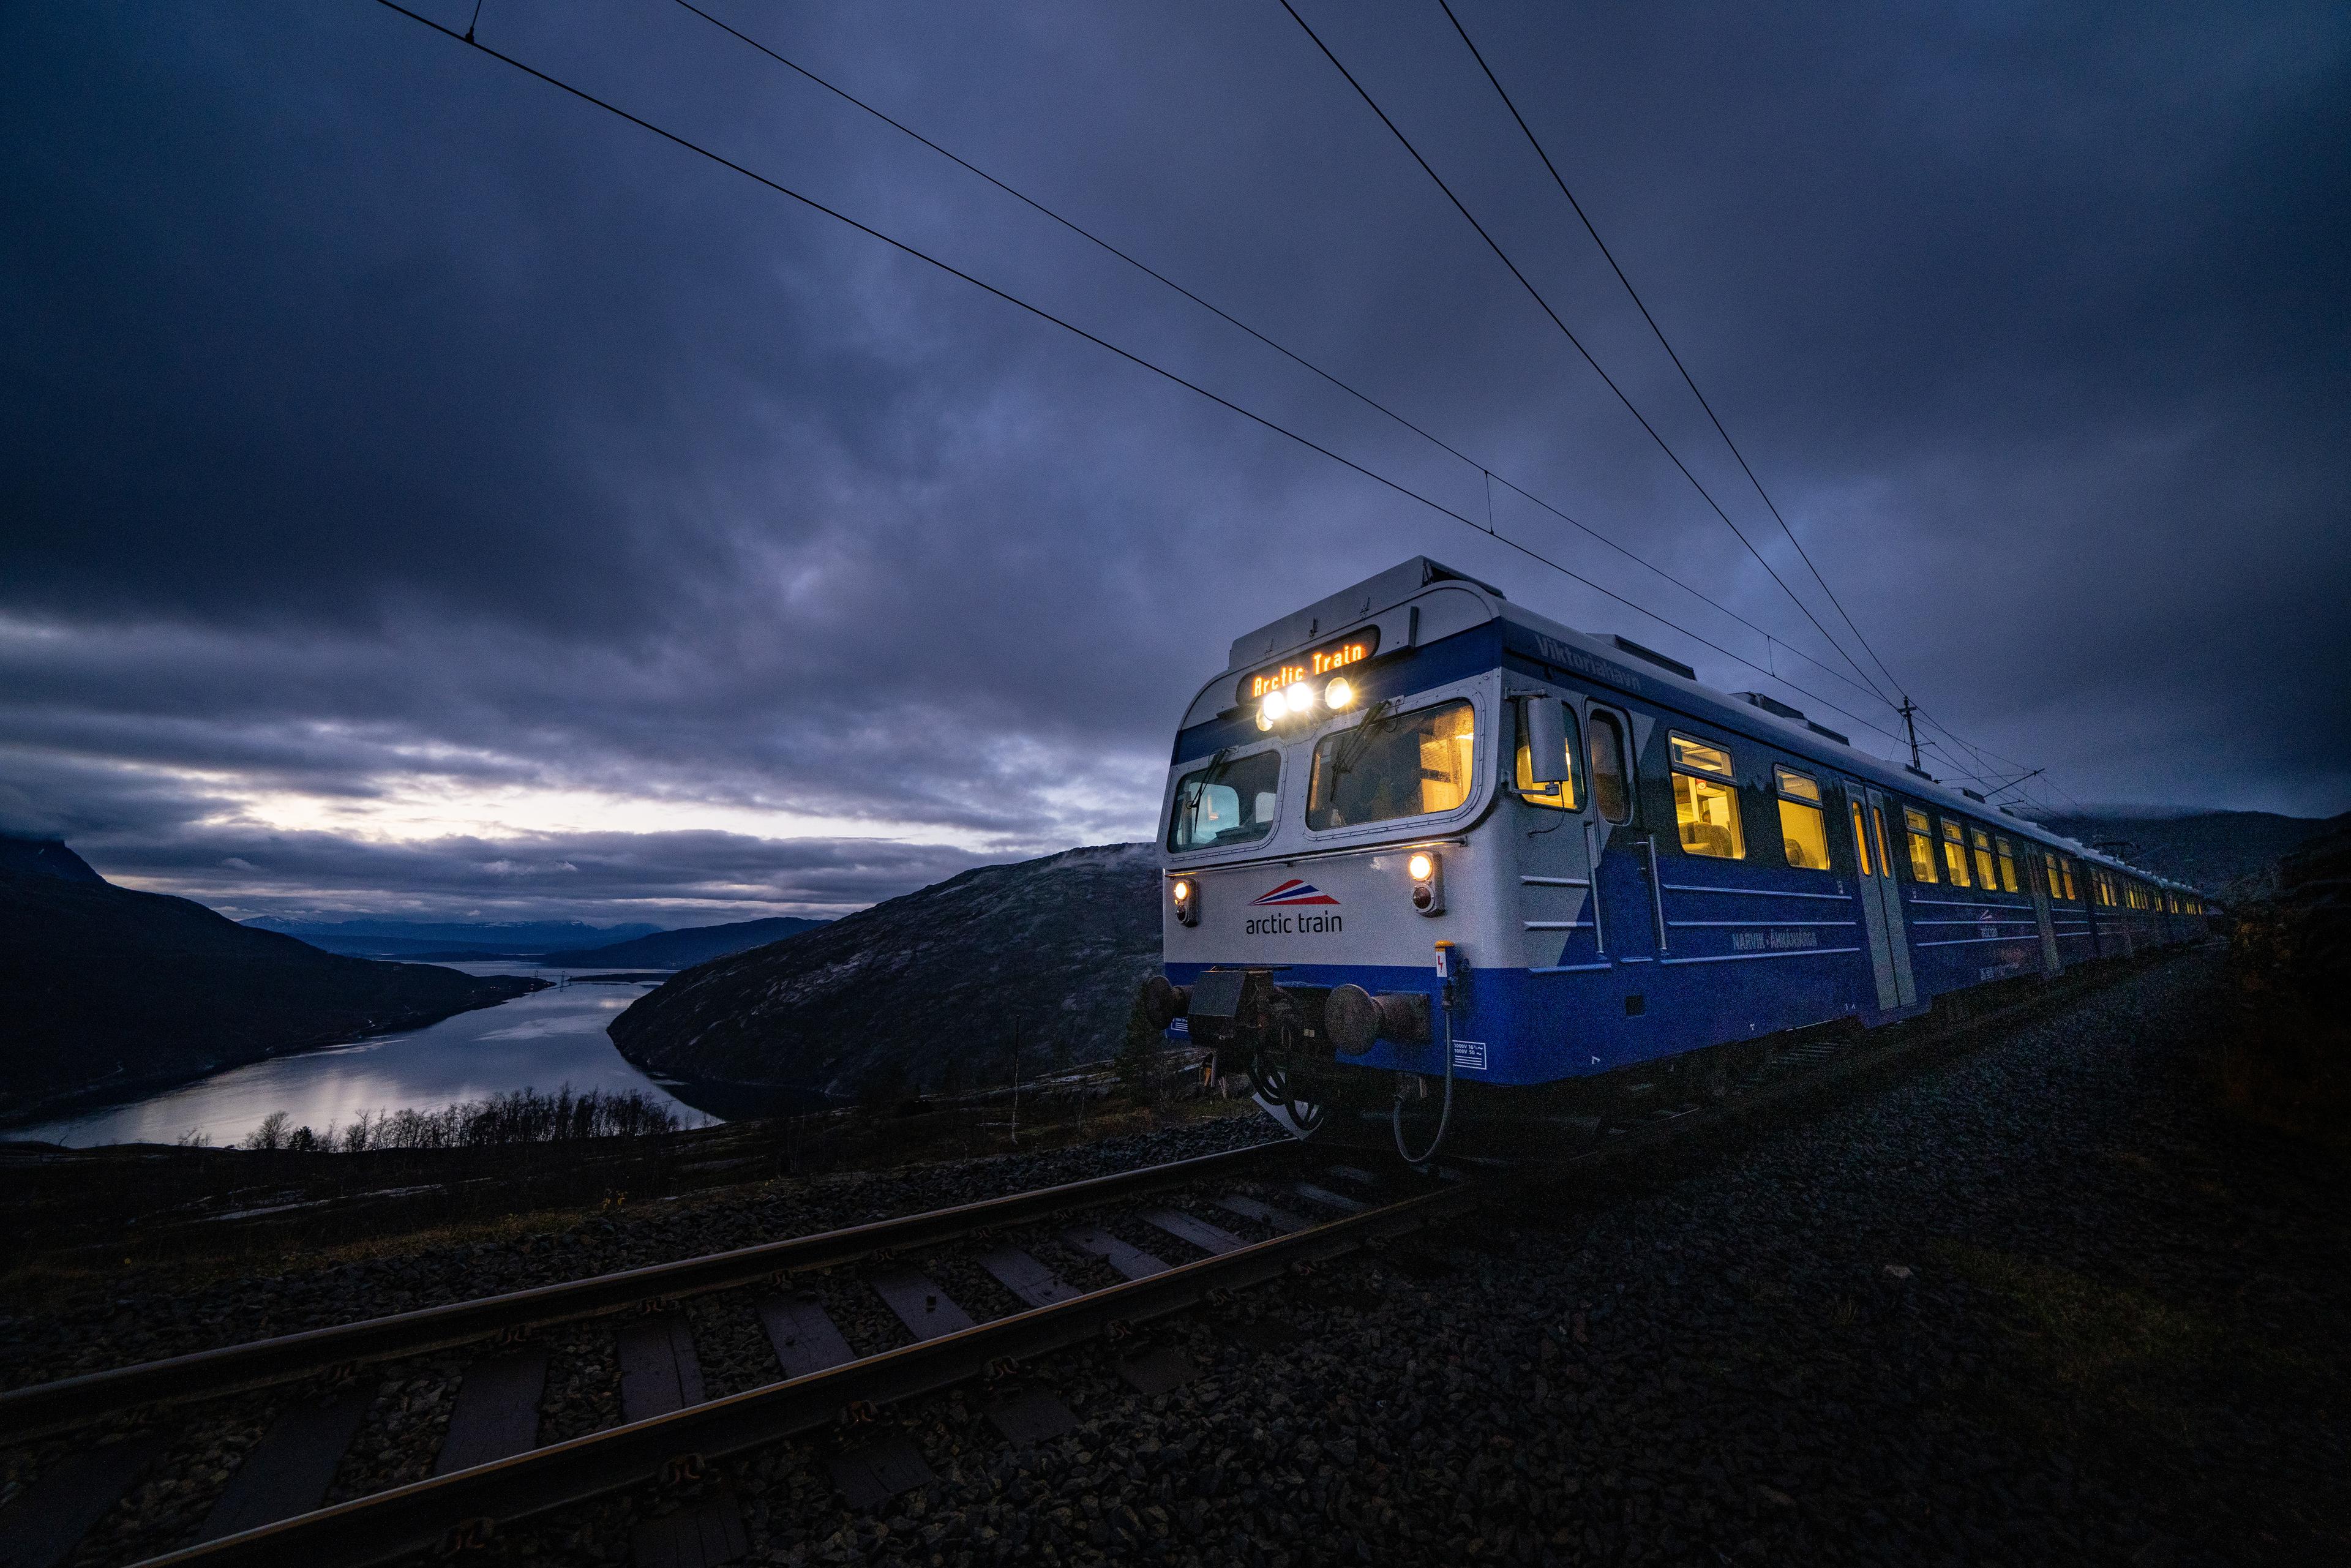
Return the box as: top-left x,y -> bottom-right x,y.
15,964 -> 714,1149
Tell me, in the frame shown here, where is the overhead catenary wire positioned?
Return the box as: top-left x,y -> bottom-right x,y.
1434,0 -> 1913,710
1425,0 -> 2080,812
670,0 -> 1903,725
370,0 -> 1924,756
1277,0 -> 1902,716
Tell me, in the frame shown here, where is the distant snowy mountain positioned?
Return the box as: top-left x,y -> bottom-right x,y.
2019,808 -> 2344,893
609,844 -> 1156,1100
547,917 -> 828,970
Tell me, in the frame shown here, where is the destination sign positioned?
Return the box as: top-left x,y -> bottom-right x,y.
1238,628 -> 1379,704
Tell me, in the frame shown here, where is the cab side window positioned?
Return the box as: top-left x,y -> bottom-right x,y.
1774,765 -> 1829,871
1588,710 -> 1632,824
1669,733 -> 1744,859
1904,808 -> 1938,883
1513,701 -> 1581,810
1940,817 -> 1973,887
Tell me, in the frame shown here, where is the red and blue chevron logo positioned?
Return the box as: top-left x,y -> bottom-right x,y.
1251,879 -> 1339,907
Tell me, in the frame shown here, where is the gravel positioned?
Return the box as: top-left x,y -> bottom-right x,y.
605,950 -> 2347,1567
14,953 -> 2349,1566
0,1112 -> 1283,1390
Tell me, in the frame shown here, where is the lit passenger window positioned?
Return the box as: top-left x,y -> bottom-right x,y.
1872,807 -> 1894,874
1941,818 -> 1973,887
1670,735 -> 1733,777
1670,732 -> 1743,859
1848,801 -> 1874,876
1774,765 -> 1828,871
2044,852 -> 2063,900
1971,828 -> 1998,890
1513,702 -> 1581,811
1905,808 -> 1937,883
1588,711 -> 1632,824
2062,860 -> 2078,902
1995,836 -> 2020,893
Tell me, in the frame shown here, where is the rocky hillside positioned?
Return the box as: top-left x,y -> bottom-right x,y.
0,838 -> 540,1122
548,915 -> 828,970
607,844 -> 1157,1100
2026,808 -> 2344,894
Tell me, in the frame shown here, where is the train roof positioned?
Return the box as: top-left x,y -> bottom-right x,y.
1203,557 -> 2197,896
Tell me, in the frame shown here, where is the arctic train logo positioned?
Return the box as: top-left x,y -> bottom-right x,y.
1251,879 -> 1340,907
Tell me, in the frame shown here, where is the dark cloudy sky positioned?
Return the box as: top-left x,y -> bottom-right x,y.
5,1 -> 2345,925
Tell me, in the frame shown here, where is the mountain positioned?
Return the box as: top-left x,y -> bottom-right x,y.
608,844 -> 1157,1103
0,836 -> 106,884
241,917 -> 666,958
2022,808 -> 2344,894
545,916 -> 828,970
0,839 -> 542,1122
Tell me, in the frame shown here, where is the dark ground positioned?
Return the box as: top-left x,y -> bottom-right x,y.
5,948 -> 2344,1566
632,948 -> 2345,1567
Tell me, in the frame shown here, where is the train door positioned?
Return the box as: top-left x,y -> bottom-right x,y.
1582,703 -> 1659,969
2026,852 -> 2062,976
1510,692 -> 1600,972
1842,780 -> 1916,1010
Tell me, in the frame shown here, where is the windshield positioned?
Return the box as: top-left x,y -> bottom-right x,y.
1307,699 -> 1477,830
1166,749 -> 1281,852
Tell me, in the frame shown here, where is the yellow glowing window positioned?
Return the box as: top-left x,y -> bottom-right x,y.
2062,860 -> 2077,902
1513,702 -> 1580,810
1941,818 -> 1973,887
2044,852 -> 2064,900
1670,735 -> 1734,778
1306,699 -> 1474,830
1872,808 -> 1894,875
1971,828 -> 1998,890
1994,836 -> 2020,893
1670,734 -> 1742,860
1848,801 -> 1873,876
1905,808 -> 1937,883
1773,766 -> 1828,870
1675,773 -> 1745,859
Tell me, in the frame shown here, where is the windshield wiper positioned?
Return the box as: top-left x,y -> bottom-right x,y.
1327,698 -> 1396,782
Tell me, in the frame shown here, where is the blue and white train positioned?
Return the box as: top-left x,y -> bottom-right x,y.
1139,558 -> 2208,1162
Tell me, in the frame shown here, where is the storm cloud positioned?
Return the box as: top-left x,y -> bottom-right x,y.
4,1 -> 2345,921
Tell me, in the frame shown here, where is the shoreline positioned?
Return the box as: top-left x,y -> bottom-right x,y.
0,977 -> 550,1135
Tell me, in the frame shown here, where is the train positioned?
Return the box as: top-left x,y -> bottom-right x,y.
1139,558 -> 2208,1163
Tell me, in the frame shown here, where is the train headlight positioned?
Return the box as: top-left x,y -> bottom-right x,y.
1325,678 -> 1354,710
1285,680 -> 1312,713
1262,690 -> 1288,721
1171,877 -> 1198,926
1407,851 -> 1444,915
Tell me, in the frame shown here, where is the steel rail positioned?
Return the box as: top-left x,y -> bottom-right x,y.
62,948 -> 2183,1567
0,1141 -> 1292,1442
128,1182 -> 1473,1568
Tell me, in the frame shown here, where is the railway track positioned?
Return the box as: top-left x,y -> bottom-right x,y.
0,951 -> 2183,1568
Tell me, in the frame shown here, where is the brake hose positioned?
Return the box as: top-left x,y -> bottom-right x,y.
1392,978 -> 1457,1165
